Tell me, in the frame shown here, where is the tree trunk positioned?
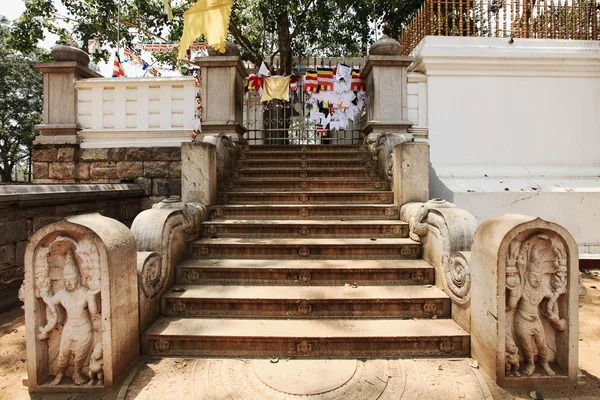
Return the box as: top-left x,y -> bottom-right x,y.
0,162 -> 14,182
277,10 -> 292,75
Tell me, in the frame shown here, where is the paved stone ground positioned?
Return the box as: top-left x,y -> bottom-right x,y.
1,271 -> 599,400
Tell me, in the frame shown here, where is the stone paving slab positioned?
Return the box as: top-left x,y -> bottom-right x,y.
120,357 -> 494,400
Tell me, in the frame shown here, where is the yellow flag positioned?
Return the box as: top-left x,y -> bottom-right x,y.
178,0 -> 233,60
260,76 -> 291,103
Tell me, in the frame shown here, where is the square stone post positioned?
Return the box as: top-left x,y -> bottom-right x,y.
393,142 -> 430,205
32,45 -> 102,182
192,43 -> 248,143
181,142 -> 217,206
361,37 -> 414,138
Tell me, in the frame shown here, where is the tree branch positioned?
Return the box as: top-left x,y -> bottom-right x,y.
290,0 -> 317,39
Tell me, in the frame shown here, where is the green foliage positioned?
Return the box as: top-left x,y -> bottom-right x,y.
10,0 -> 424,72
0,17 -> 44,182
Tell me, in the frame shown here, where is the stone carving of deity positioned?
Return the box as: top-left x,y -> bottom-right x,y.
37,237 -> 101,386
505,233 -> 568,377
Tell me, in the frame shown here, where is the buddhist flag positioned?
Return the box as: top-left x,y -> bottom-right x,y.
351,69 -> 365,91
112,51 -> 125,77
178,0 -> 233,60
304,70 -> 318,93
317,66 -> 334,91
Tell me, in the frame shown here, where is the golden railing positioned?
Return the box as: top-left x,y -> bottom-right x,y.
399,0 -> 600,55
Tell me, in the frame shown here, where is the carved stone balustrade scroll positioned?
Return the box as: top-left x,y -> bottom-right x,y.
471,215 -> 580,387
131,198 -> 206,331
23,213 -> 138,392
401,199 -> 478,331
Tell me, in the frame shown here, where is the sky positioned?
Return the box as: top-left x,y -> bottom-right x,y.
1,0 -> 179,78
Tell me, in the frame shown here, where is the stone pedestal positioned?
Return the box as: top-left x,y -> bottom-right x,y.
361,37 -> 414,136
471,215 -> 579,387
393,142 -> 429,205
181,142 -> 217,206
34,45 -> 102,141
192,50 -> 248,142
23,213 -> 139,392
33,45 -> 101,182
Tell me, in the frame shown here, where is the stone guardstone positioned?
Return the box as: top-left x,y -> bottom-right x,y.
23,213 -> 139,392
470,214 -> 580,388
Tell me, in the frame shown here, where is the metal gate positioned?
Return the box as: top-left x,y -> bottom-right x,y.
243,57 -> 367,145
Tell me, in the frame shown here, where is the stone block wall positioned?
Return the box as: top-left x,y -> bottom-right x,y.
0,184 -> 143,312
32,145 -> 181,209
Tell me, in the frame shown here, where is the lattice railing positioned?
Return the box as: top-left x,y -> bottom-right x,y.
400,0 -> 599,55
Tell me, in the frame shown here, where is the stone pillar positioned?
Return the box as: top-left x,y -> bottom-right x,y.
361,36 -> 414,138
471,215 -> 580,387
33,45 -> 102,182
23,213 -> 139,392
192,41 -> 248,142
181,142 -> 217,206
393,142 -> 429,205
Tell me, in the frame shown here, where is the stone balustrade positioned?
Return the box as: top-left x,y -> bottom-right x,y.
75,77 -> 197,148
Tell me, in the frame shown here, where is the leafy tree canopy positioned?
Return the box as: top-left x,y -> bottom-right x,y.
0,16 -> 45,182
10,0 -> 423,73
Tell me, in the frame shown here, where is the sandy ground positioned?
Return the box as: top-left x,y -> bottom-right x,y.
1,271 -> 599,400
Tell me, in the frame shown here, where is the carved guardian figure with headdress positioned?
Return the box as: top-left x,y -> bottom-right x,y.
505,234 -> 568,377
38,237 -> 100,385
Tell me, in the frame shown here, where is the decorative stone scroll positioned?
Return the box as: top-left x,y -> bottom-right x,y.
471,215 -> 580,388
131,199 -> 206,331
23,213 -> 138,392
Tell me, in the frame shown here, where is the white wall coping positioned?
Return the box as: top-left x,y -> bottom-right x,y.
76,76 -> 196,88
78,129 -> 192,148
411,37 -> 600,76
435,176 -> 600,193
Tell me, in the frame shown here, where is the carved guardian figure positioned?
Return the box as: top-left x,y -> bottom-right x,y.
505,233 -> 567,377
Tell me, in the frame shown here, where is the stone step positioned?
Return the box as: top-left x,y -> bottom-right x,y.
243,144 -> 364,153
201,220 -> 408,238
161,284 -> 451,318
142,317 -> 470,358
235,159 -> 377,170
217,191 -> 394,205
209,205 -> 400,220
220,180 -> 390,192
239,151 -> 371,161
231,168 -> 382,180
188,238 -> 421,260
176,259 -> 435,286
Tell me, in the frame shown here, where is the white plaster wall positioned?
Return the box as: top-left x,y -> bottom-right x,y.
76,77 -> 196,148
410,37 -> 600,248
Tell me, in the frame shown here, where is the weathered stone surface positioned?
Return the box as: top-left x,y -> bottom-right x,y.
153,147 -> 182,161
152,179 -> 181,196
144,161 -> 170,178
15,241 -> 27,266
181,142 -> 217,206
32,216 -> 62,232
32,163 -> 49,180
56,147 -> 75,162
24,213 -> 139,392
80,148 -> 109,161
0,220 -> 28,246
109,148 -> 127,161
32,147 -> 58,162
75,163 -> 90,180
136,177 -> 152,195
126,147 -> 153,161
393,142 -> 429,205
0,244 -> 16,271
471,214 -> 580,388
90,161 -> 118,179
117,161 -> 144,178
49,162 -> 75,180
169,162 -> 181,178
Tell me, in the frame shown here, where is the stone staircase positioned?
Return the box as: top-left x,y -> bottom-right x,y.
142,144 -> 469,358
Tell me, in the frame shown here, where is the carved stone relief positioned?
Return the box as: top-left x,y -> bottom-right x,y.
35,235 -> 103,387
504,231 -> 568,377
